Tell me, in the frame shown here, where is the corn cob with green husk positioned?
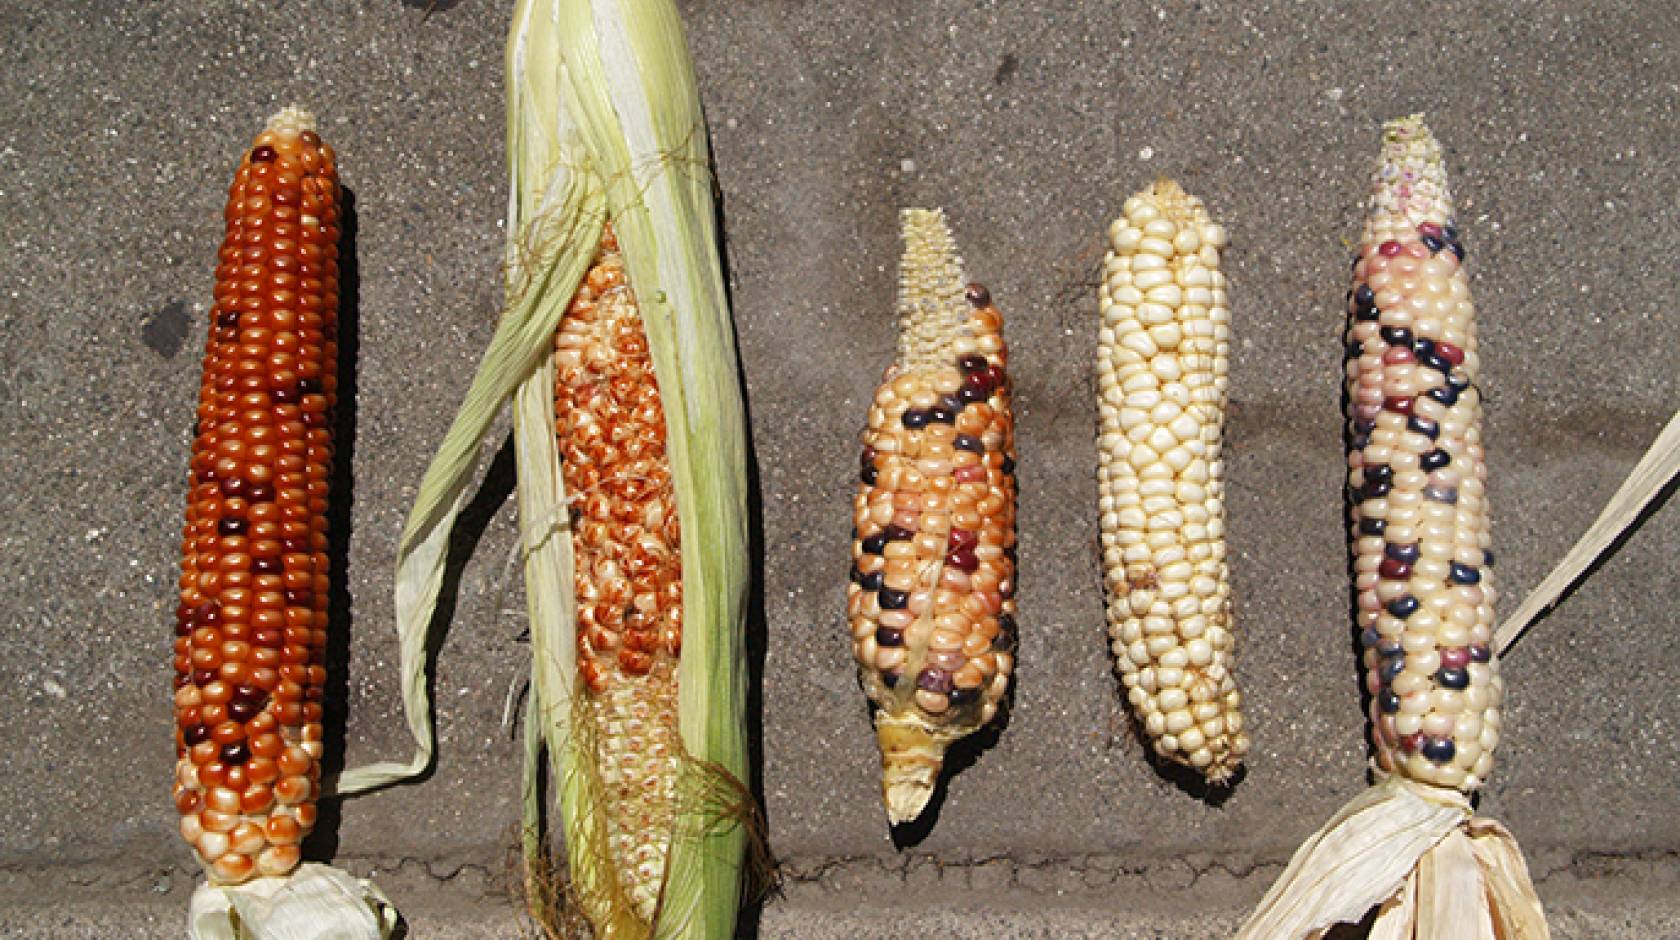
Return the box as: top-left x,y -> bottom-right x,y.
850,209 -> 1018,825
350,1 -> 757,937
1238,115 -> 1546,940
178,107 -> 396,940
1096,179 -> 1249,782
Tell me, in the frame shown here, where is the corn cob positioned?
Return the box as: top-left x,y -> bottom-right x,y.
172,107 -> 339,885
1096,179 -> 1249,782
1239,116 -> 1545,940
851,208 -> 1017,825
1345,117 -> 1502,790
551,225 -> 685,922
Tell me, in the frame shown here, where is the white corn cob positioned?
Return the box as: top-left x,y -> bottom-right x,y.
1096,180 -> 1248,781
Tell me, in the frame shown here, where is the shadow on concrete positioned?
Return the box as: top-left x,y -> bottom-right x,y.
307,186 -> 361,864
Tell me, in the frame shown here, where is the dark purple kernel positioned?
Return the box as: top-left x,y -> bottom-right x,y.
964,283 -> 992,307
228,699 -> 260,723
220,741 -> 251,765
1365,464 -> 1394,484
1377,638 -> 1404,658
1355,304 -> 1380,322
1000,456 -> 1016,475
302,411 -> 329,428
299,378 -> 324,396
877,588 -> 909,611
957,383 -> 989,404
860,532 -> 888,555
1420,449 -> 1450,471
1386,595 -> 1420,618
1435,667 -> 1470,690
1421,737 -> 1457,763
193,668 -> 217,686
1380,326 -> 1412,347
1424,485 -> 1458,505
1385,542 -> 1421,564
1345,340 -> 1364,360
1426,385 -> 1460,407
1379,689 -> 1402,713
958,354 -> 989,374
997,613 -> 1018,637
174,672 -> 190,689
283,589 -> 314,607
861,463 -> 878,485
1359,518 -> 1387,537
1449,563 -> 1481,585
1360,627 -> 1381,649
948,528 -> 978,551
1443,224 -> 1460,243
219,476 -> 247,498
928,405 -> 956,425
1407,416 -> 1439,439
881,670 -> 900,688
938,394 -> 964,413
954,434 -> 984,454
250,145 -> 277,164
916,667 -> 954,694
1420,354 -> 1451,377
948,686 -> 976,705
1483,549 -> 1495,566
251,557 -> 283,575
233,684 -> 265,704
1448,242 -> 1465,262
857,570 -> 882,592
1439,647 -> 1471,670
1351,432 -> 1371,450
280,537 -> 310,555
874,625 -> 903,648
217,309 -> 242,329
1360,479 -> 1392,500
901,409 -> 931,430
1380,657 -> 1406,682
984,365 -> 1006,390
1354,417 -> 1376,434
1412,336 -> 1436,358
246,482 -> 276,503
1421,234 -> 1446,253
273,384 -> 301,404
1468,644 -> 1493,663
193,601 -> 222,626
217,517 -> 248,536
1448,370 -> 1471,392
946,548 -> 979,572
185,724 -> 212,746
882,524 -> 914,542
196,465 -> 219,483
1354,283 -> 1375,308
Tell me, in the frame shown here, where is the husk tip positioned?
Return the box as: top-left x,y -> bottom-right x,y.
876,714 -> 947,825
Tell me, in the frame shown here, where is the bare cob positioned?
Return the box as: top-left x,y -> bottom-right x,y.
173,106 -> 339,886
1096,180 -> 1249,782
851,209 -> 1018,825
1238,115 -> 1545,939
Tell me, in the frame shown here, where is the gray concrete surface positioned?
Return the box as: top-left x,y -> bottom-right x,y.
2,1 -> 1677,936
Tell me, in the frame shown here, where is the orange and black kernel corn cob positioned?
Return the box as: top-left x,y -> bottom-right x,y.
850,209 -> 1017,825
172,107 -> 340,885
553,226 -> 684,921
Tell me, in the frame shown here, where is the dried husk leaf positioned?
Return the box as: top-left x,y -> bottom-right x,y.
188,865 -> 398,940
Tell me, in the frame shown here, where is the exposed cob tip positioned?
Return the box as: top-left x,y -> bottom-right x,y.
895,208 -> 973,373
876,714 -> 954,825
1365,113 -> 1455,244
264,105 -> 318,137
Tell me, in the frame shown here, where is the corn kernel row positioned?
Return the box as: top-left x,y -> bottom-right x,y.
1346,116 -> 1502,792
1097,180 -> 1248,781
173,108 -> 339,884
553,227 -> 683,922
